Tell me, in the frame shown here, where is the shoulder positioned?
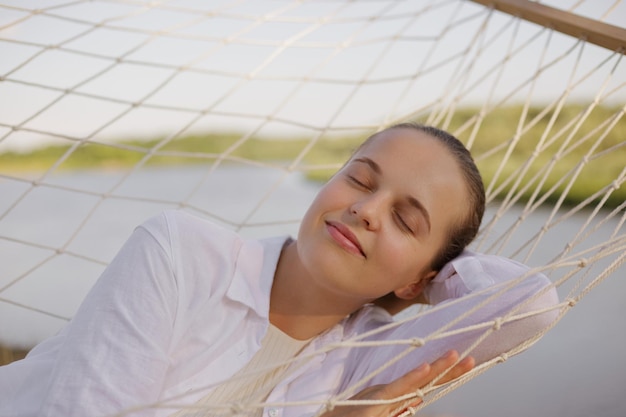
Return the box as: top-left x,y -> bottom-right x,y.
132,210 -> 256,290
137,210 -> 244,257
424,250 -> 553,304
140,209 -> 237,241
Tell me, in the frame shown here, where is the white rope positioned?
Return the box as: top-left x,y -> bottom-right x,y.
0,1 -> 624,416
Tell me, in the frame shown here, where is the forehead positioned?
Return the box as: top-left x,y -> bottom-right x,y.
353,128 -> 455,170
352,127 -> 469,230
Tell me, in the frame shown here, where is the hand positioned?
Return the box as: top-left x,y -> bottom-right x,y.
320,350 -> 474,417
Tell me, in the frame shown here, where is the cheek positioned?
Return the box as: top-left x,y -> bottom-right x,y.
309,179 -> 347,211
375,235 -> 414,271
299,181 -> 343,235
375,234 -> 434,278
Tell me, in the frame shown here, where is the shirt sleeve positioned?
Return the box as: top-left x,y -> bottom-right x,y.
35,213 -> 178,417
340,251 -> 559,391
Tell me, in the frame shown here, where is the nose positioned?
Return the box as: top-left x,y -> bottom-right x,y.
350,194 -> 385,230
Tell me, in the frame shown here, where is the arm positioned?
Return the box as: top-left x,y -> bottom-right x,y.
341,251 -> 559,393
24,214 -> 178,417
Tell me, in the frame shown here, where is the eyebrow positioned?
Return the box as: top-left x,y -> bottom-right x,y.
353,157 -> 382,175
353,157 -> 431,233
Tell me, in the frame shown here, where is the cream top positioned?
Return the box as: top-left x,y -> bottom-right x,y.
173,324 -> 311,417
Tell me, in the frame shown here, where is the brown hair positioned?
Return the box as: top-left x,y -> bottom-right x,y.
359,122 -> 485,272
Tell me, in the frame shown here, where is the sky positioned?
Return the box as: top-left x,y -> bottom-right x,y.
0,0 -> 624,152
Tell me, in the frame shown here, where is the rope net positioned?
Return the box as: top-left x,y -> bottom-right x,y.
0,0 -> 624,415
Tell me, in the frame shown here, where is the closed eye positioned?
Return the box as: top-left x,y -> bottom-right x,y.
347,175 -> 370,190
394,211 -> 414,234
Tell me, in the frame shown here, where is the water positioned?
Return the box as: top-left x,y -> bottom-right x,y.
0,164 -> 320,346
0,165 -> 624,417
423,272 -> 626,417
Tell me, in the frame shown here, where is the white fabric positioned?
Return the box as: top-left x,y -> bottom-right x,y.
176,324 -> 311,417
0,210 -> 559,417
339,251 -> 559,394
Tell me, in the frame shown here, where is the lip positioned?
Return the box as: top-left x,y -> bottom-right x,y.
325,220 -> 366,258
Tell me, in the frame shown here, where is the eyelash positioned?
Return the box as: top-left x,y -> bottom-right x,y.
347,175 -> 370,190
394,211 -> 414,234
348,174 -> 415,234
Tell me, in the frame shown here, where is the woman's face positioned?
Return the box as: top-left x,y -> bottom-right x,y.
297,127 -> 469,303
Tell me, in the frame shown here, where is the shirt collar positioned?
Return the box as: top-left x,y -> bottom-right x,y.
225,234 -> 291,320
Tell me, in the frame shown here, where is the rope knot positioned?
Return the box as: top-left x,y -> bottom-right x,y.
497,353 -> 509,363
578,258 -> 588,268
410,337 -> 425,347
611,180 -> 621,191
405,406 -> 418,416
325,399 -> 337,412
493,317 -> 503,331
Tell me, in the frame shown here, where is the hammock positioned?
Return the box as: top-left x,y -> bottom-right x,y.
0,0 -> 624,415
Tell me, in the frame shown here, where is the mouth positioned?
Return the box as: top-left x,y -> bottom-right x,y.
325,220 -> 366,258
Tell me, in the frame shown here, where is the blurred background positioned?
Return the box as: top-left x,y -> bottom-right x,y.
0,1 -> 625,416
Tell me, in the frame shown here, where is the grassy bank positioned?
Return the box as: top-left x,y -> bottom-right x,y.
1,105 -> 623,208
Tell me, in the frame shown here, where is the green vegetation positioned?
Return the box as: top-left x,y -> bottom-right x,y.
448,104 -> 626,208
2,105 -> 624,208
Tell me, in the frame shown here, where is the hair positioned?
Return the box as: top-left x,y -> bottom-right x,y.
358,122 -> 486,272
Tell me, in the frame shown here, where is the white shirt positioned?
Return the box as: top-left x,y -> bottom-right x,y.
176,324 -> 311,417
0,210 -> 558,417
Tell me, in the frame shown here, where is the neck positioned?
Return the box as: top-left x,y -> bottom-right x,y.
269,240 -> 368,340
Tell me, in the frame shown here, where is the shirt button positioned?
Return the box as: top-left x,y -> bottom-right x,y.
268,408 -> 278,417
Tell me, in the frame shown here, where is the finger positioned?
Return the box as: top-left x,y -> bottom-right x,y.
435,355 -> 475,385
429,349 -> 460,373
377,362 -> 431,400
372,351 -> 475,405
385,353 -> 458,417
390,352 -> 475,417
380,350 -> 461,401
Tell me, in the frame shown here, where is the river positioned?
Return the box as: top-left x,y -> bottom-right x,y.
0,165 -> 624,417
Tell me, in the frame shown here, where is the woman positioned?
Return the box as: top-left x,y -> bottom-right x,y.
0,123 -> 557,417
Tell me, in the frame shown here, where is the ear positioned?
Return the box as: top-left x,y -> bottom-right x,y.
393,270 -> 438,300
